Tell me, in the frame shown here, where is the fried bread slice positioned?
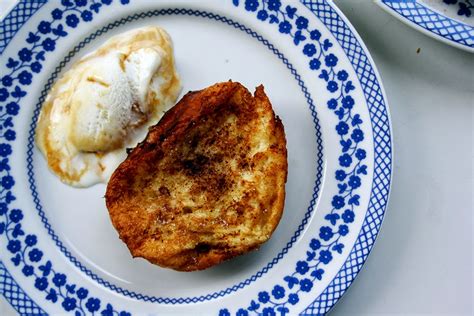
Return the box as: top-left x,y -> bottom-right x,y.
105,81 -> 287,271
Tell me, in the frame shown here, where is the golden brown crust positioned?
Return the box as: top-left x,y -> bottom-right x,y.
105,81 -> 287,271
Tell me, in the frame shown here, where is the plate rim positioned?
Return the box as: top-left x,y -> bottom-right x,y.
0,0 -> 393,314
375,0 -> 474,53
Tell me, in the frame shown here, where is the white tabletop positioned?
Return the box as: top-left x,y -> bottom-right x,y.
1,1 -> 473,315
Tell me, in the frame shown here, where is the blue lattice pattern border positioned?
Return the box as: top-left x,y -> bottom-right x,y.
381,0 -> 474,50
0,0 -> 392,315
0,1 -> 48,55
301,0 -> 391,314
0,261 -> 45,315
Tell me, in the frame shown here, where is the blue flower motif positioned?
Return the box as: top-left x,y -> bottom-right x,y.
296,260 -> 309,275
34,277 -> 48,291
325,99 -> 337,110
331,195 -> 345,209
335,169 -> 346,181
319,69 -> 329,81
120,0 -> 130,4
61,0 -> 74,6
75,0 -> 87,6
339,224 -> 349,236
319,250 -> 333,264
62,297 -> 77,312
302,43 -> 316,57
77,287 -> 89,299
271,285 -> 285,299
219,309 -> 230,316
342,209 -> 355,223
335,121 -> 349,136
22,265 -> 34,276
52,8 -> 63,20
337,70 -> 348,81
53,273 -> 67,287
4,130 -> 16,141
30,61 -> 42,73
257,10 -> 268,21
0,88 -> 9,101
1,75 -> 13,87
38,21 -> 51,34
351,129 -> 364,142
81,10 -> 93,22
310,238 -> 321,250
299,278 -> 313,292
267,0 -> 281,11
309,58 -> 321,70
28,248 -> 43,262
0,202 -> 7,215
327,80 -> 338,93
66,14 -> 80,28
6,102 -> 19,115
295,16 -> 308,29
85,298 -> 101,312
339,153 -> 352,167
458,2 -> 472,17
342,95 -> 354,109
325,53 -> 338,67
348,175 -> 361,189
119,311 -> 131,316
25,234 -> 37,246
18,48 -> 32,62
310,29 -> 321,40
42,38 -> 56,52
262,307 -> 276,316
319,226 -> 334,241
236,308 -> 249,316
245,0 -> 258,12
9,209 -> 23,223
258,291 -> 270,303
0,144 -> 11,157
18,70 -> 32,85
46,289 -> 58,303
102,0 -> 112,5
355,148 -> 366,160
7,240 -> 21,253
288,293 -> 299,305
278,21 -> 292,34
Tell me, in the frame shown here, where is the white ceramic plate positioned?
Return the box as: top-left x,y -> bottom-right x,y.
0,0 -> 392,314
376,0 -> 474,52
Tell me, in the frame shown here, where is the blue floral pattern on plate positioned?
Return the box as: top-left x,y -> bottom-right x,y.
0,0 -> 392,314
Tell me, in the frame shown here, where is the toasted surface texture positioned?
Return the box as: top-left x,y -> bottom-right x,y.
105,81 -> 287,271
